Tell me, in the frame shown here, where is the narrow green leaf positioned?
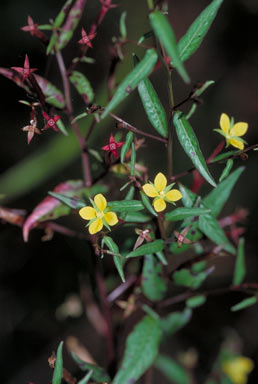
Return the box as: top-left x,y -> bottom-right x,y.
123,211 -> 151,223
165,207 -> 210,221
219,159 -> 234,182
160,308 -> 192,336
178,0 -> 224,62
149,10 -> 190,83
78,371 -> 93,384
186,295 -> 206,308
173,268 -> 210,289
198,213 -> 235,254
156,251 -> 168,266
109,200 -> 144,212
155,354 -> 191,384
203,167 -> 245,217
34,74 -> 65,109
72,352 -> 111,383
130,143 -> 136,176
70,71 -> 94,103
186,80 -> 215,119
210,150 -> 236,163
52,341 -> 63,384
231,296 -> 257,312
173,111 -> 216,187
233,238 -> 246,285
101,49 -> 158,119
112,315 -> 162,384
120,11 -> 127,39
140,191 -> 158,217
192,261 -> 206,273
56,119 -> 69,136
179,183 -> 197,208
138,72 -> 168,138
142,254 -> 167,301
121,131 -> 133,163
103,236 -> 125,283
138,30 -> 154,45
48,192 -> 85,209
126,239 -> 165,258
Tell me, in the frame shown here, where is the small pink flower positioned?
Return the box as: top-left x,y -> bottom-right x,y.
78,28 -> 96,48
21,16 -> 39,37
42,111 -> 60,132
102,134 -> 124,158
11,54 -> 37,82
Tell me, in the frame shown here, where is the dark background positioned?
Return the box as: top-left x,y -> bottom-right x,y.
0,0 -> 258,383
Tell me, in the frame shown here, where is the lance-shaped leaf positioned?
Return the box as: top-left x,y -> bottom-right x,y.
101,49 -> 158,119
179,183 -> 197,208
178,0 -> 224,62
57,0 -> 87,51
123,211 -> 151,223
198,213 -> 235,254
231,296 -> 257,312
173,268 -> 212,289
69,71 -> 94,104
140,191 -> 158,217
219,158 -> 234,182
0,67 -> 30,92
71,352 -> 111,383
165,207 -> 210,221
173,111 -> 216,187
130,143 -> 136,176
78,371 -> 93,384
136,53 -> 168,138
108,200 -> 144,212
34,74 -> 65,108
155,354 -> 191,384
203,167 -> 245,217
149,10 -> 190,83
47,0 -> 74,54
186,295 -> 206,308
120,11 -> 127,39
233,238 -> 246,286
160,308 -> 192,336
52,341 -> 63,384
120,131 -> 133,163
186,80 -> 215,120
103,236 -> 125,283
112,315 -> 162,384
142,254 -> 167,301
126,239 -> 165,258
48,191 -> 85,209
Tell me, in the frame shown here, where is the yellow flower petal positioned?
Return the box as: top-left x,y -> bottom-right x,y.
154,198 -> 166,212
154,172 -> 167,192
220,113 -> 230,134
231,122 -> 248,137
223,357 -> 254,384
79,206 -> 96,220
165,189 -> 183,202
89,218 -> 103,234
94,194 -> 107,211
230,138 -> 244,150
104,211 -> 118,226
142,183 -> 159,197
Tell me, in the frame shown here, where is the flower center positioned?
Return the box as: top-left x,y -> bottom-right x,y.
96,211 -> 104,219
48,119 -> 55,126
110,143 -> 116,150
159,190 -> 165,197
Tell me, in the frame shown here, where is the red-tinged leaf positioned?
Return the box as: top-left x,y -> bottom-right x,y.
23,180 -> 84,242
0,206 -> 26,226
0,67 -> 31,92
34,75 -> 65,109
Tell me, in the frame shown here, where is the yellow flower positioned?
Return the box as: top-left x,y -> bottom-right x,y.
222,356 -> 254,384
79,193 -> 118,235
215,113 -> 248,150
142,172 -> 182,212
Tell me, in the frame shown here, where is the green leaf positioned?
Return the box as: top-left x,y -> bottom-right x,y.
156,251 -> 168,266
173,268 -> 210,289
112,315 -> 162,384
186,80 -> 215,119
203,167 -> 245,217
137,70 -> 168,138
138,30 -> 154,45
179,183 -> 197,208
178,0 -> 224,62
165,207 -> 210,221
123,211 -> 151,223
70,71 -> 94,103
155,354 -> 191,384
233,238 -> 246,286
56,119 -> 69,136
34,74 -> 65,109
149,11 -> 190,83
109,200 -> 144,212
120,11 -> 127,39
231,296 -> 257,312
219,159 -> 234,182
103,236 -> 125,283
130,142 -> 136,175
160,308 -> 192,336
121,131 -> 133,163
72,352 -> 111,383
126,239 -> 165,258
78,371 -> 93,384
142,254 -> 167,301
140,191 -> 158,217
52,341 -> 63,384
173,111 -> 216,187
186,295 -> 206,308
210,150 -> 236,163
198,213 -> 235,254
101,49 -> 158,119
48,192 -> 84,209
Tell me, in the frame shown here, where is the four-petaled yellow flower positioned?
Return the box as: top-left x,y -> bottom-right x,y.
215,113 -> 248,150
142,172 -> 182,212
79,194 -> 118,235
222,356 -> 254,384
